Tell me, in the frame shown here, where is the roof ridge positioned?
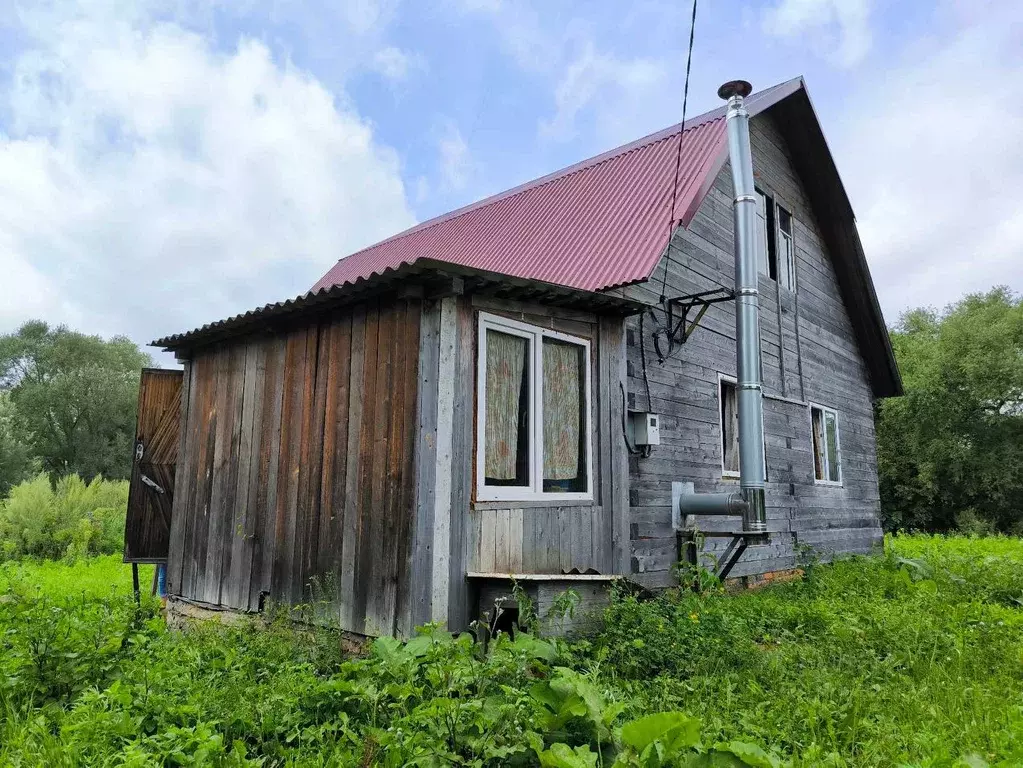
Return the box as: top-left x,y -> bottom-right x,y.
327,78 -> 806,268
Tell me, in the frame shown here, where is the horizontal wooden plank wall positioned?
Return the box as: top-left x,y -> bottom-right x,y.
125,368 -> 184,563
617,111 -> 883,587
459,297 -> 625,581
166,296 -> 422,636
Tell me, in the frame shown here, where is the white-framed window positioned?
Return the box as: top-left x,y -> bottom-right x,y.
776,204 -> 797,292
809,403 -> 842,485
719,374 -> 768,481
476,312 -> 593,502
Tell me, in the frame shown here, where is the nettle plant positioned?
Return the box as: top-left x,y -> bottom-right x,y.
346,625 -> 787,767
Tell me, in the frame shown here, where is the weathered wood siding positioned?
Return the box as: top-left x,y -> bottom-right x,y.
125,368 -> 183,563
457,297 -> 629,581
620,112 -> 883,586
166,296 -> 421,636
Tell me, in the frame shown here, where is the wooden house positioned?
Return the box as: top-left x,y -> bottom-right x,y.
126,77 -> 901,636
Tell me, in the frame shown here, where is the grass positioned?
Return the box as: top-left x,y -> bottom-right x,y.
0,553 -> 153,600
0,537 -> 1021,766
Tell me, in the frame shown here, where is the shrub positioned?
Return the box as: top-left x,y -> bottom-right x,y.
0,473 -> 128,561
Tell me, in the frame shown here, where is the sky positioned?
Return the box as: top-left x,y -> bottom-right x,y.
0,0 -> 1020,360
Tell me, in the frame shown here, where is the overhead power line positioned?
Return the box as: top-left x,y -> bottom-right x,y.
659,0 -> 700,305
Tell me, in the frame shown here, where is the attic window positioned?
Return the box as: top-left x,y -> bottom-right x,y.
810,404 -> 842,484
777,205 -> 796,291
476,313 -> 592,501
755,189 -> 797,292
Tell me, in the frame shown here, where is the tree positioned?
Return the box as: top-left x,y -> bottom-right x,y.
876,288 -> 1023,533
0,391 -> 38,496
0,321 -> 152,482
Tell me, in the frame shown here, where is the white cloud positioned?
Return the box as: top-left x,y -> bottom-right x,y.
762,0 -> 871,68
372,46 -> 424,82
0,9 -> 415,349
539,40 -> 667,143
457,2 -> 670,147
438,122 -> 472,191
454,0 -> 549,73
837,1 -> 1023,320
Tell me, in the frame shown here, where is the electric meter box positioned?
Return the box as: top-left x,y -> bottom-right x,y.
628,411 -> 661,446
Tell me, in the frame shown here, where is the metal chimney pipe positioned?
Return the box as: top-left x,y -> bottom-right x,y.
719,80 -> 767,534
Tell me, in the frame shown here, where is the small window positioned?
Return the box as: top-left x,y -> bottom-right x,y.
477,313 -> 592,501
719,375 -> 768,480
755,189 -> 797,291
810,404 -> 841,484
755,189 -> 771,278
720,378 -> 740,477
777,205 -> 796,291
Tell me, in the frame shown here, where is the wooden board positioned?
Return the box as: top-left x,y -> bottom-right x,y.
166,296 -> 423,635
125,368 -> 183,563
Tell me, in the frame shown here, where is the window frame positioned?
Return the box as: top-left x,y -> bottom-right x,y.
718,374 -> 741,479
808,402 -> 843,486
718,373 -> 768,482
755,186 -> 799,293
475,312 -> 593,503
775,202 -> 797,292
755,188 -> 771,278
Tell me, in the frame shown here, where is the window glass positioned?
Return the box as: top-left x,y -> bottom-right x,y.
811,408 -> 826,480
477,314 -> 592,501
542,339 -> 587,493
778,206 -> 796,291
484,329 -> 530,487
778,207 -> 793,235
811,405 -> 841,483
825,411 -> 840,482
720,380 -> 739,475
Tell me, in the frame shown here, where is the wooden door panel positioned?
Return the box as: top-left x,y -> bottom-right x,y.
125,368 -> 183,562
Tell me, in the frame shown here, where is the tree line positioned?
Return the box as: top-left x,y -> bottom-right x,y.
876,287 -> 1023,534
1,288 -> 1021,533
0,321 -> 151,495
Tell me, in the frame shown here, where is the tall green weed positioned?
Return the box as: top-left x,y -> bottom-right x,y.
0,473 -> 127,560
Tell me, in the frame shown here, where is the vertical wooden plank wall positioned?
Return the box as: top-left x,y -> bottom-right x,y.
166,296 -> 422,636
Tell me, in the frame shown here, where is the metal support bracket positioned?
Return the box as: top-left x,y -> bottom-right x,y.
653,288 -> 735,361
715,536 -> 749,580
678,530 -> 761,582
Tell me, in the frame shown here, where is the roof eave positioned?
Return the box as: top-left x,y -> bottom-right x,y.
153,261 -> 647,353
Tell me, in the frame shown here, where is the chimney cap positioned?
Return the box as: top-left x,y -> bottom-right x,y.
717,80 -> 753,100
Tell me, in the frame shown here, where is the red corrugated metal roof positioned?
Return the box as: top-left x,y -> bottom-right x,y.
313,79 -> 804,294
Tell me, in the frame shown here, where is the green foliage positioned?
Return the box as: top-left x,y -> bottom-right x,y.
0,320 -> 151,481
0,391 -> 38,497
877,288 -> 1023,533
2,538 -> 1023,766
0,473 -> 128,561
597,584 -> 755,680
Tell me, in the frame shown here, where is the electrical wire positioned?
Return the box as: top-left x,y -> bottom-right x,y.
659,0 -> 700,305
639,311 -> 654,411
